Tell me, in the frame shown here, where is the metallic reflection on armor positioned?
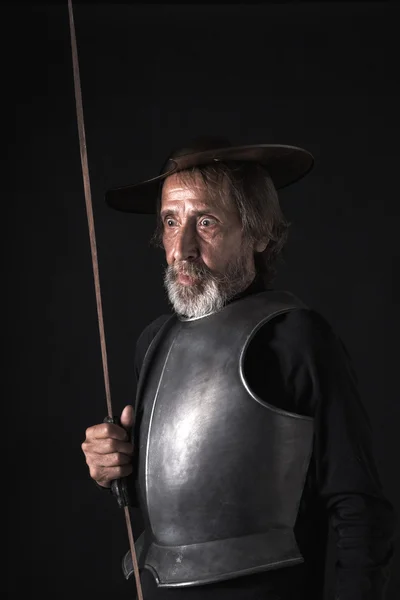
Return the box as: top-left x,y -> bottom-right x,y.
124,291 -> 314,587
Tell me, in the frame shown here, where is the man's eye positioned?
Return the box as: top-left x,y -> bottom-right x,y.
165,218 -> 175,227
199,218 -> 216,227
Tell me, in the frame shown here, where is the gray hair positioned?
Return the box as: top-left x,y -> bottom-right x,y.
150,161 -> 290,284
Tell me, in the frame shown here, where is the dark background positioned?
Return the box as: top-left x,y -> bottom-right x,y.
6,1 -> 400,599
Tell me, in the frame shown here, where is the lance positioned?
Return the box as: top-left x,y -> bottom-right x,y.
67,2 -> 143,598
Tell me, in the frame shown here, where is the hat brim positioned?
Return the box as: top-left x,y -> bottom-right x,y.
105,144 -> 314,214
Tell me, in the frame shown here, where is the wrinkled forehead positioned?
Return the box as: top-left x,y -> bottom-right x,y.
160,170 -> 233,213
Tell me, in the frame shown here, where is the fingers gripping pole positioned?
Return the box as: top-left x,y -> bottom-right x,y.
67,2 -> 143,598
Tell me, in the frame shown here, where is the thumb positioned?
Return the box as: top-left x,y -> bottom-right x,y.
120,404 -> 134,431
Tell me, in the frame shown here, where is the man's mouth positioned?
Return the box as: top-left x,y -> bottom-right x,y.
178,273 -> 198,285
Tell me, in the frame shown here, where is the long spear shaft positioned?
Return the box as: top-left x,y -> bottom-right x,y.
67,2 -> 143,598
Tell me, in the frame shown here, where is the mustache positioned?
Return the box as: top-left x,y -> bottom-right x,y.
171,261 -> 213,279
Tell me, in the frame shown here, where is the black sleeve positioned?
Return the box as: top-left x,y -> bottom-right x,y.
118,313 -> 171,508
97,315 -> 172,506
134,314 -> 172,383
244,308 -> 397,600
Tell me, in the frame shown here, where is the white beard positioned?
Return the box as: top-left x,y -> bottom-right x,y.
163,253 -> 254,320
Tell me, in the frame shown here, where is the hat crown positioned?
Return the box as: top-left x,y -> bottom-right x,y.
106,140 -> 314,214
169,136 -> 232,160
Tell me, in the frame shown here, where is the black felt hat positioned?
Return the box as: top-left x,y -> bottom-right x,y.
105,137 -> 314,214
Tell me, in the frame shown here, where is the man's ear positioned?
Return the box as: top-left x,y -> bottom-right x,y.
254,239 -> 269,253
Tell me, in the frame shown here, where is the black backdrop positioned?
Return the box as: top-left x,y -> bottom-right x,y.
6,2 -> 400,599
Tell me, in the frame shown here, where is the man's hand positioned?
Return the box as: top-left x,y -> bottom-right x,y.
81,405 -> 134,488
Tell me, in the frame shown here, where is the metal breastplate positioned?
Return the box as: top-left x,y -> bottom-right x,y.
124,290 -> 314,587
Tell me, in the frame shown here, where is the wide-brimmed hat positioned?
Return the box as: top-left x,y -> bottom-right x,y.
105,137 -> 314,214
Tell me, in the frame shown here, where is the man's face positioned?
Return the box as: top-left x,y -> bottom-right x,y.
161,171 -> 256,318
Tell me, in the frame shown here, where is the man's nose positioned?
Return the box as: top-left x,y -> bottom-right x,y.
173,223 -> 199,262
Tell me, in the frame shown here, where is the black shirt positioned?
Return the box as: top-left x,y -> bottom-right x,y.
132,276 -> 396,600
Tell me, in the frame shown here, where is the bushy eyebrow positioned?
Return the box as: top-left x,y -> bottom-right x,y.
160,207 -> 219,220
